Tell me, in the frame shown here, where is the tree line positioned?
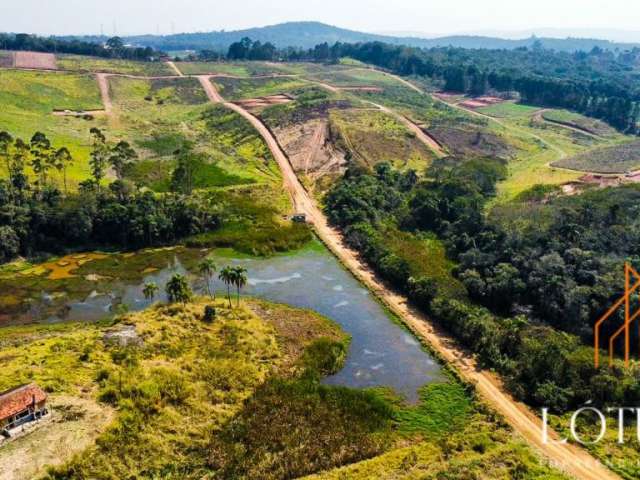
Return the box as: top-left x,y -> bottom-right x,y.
220,37 -> 640,133
325,160 -> 640,412
0,33 -> 162,61
0,129 -> 218,263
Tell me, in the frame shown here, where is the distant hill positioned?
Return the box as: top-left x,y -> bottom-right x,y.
58,21 -> 640,53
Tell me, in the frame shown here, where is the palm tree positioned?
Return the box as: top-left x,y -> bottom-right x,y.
143,282 -> 159,302
165,273 -> 192,304
219,266 -> 235,308
198,257 -> 217,300
232,266 -> 248,307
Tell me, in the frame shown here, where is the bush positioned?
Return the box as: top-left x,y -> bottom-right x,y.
203,305 -> 216,323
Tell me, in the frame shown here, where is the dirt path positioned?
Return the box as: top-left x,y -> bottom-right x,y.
166,61 -> 184,77
95,73 -> 113,116
200,76 -> 620,480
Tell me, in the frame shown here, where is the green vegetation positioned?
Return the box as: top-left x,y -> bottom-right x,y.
325,160 -> 640,416
57,54 -> 174,76
553,139 -> 640,173
476,101 -> 541,118
0,70 -> 105,187
541,109 -> 619,137
330,109 -> 434,171
212,76 -> 308,100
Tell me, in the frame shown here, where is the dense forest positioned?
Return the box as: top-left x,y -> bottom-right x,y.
325,160 -> 640,411
0,129 -> 218,262
0,33 -> 161,60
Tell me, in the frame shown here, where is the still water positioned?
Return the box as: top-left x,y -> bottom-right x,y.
53,243 -> 444,402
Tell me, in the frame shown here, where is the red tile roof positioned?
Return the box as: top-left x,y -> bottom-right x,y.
0,383 -> 47,421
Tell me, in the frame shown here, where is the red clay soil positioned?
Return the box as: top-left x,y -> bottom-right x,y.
13,51 -> 57,70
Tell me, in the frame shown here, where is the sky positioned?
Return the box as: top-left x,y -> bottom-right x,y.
3,0 -> 640,39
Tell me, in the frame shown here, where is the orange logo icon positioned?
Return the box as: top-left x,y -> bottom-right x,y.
594,263 -> 640,368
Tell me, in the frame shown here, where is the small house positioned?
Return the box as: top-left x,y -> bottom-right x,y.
0,383 -> 48,437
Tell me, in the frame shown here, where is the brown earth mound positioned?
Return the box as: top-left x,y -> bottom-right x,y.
13,51 -> 57,70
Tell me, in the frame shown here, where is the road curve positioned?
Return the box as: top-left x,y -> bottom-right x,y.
199,74 -> 620,480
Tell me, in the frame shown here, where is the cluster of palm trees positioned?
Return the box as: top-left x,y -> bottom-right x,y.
142,257 -> 248,308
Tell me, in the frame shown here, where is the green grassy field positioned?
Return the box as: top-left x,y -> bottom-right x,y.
307,68 -> 399,88
212,76 -> 309,100
57,54 -> 175,76
0,69 -> 107,188
476,101 -> 541,118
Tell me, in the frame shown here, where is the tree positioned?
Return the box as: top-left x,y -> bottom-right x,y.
89,128 -> 109,192
54,147 -> 73,194
198,257 -> 217,300
219,266 -> 235,308
165,274 -> 192,304
143,282 -> 159,302
109,141 -> 137,180
232,266 -> 248,307
30,132 -> 53,192
0,131 -> 13,182
0,226 -> 19,262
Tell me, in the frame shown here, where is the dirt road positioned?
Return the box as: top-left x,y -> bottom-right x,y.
201,76 -> 620,480
95,73 -> 112,115
166,61 -> 184,76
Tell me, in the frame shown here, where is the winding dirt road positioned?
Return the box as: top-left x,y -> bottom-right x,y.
198,75 -> 620,480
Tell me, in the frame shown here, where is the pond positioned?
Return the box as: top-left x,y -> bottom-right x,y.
25,241 -> 444,402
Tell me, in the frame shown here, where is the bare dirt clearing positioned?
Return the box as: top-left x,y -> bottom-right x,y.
235,94 -> 293,111
0,395 -> 113,480
458,95 -> 505,109
13,51 -> 57,70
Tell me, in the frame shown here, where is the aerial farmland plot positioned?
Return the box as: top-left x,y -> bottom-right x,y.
57,54 -> 175,76
0,69 -> 106,187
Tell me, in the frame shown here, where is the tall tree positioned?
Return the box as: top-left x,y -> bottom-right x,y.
198,257 -> 217,300
219,266 -> 235,308
54,147 -> 73,195
89,128 -> 109,192
232,266 -> 248,307
109,141 -> 137,180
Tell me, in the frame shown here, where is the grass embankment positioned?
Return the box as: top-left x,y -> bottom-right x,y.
541,109 -> 619,137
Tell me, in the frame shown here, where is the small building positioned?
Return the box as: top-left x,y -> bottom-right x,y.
0,383 -> 48,437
